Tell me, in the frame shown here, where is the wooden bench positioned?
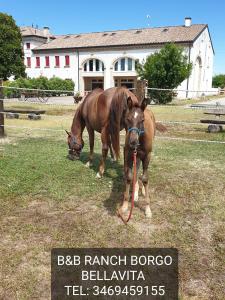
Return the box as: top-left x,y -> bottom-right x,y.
4,109 -> 46,120
200,110 -> 225,132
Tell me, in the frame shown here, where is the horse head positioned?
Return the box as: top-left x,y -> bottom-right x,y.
66,130 -> 84,160
125,97 -> 148,150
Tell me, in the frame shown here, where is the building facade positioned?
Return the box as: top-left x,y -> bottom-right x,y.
21,18 -> 214,98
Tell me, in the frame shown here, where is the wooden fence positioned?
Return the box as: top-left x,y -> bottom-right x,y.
0,79 -> 4,137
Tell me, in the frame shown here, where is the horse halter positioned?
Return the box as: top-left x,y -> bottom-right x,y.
128,127 -> 145,136
69,134 -> 83,151
127,127 -> 145,151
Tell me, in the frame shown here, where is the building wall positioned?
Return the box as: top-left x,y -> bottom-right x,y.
78,48 -> 159,91
23,28 -> 214,98
188,27 -> 214,98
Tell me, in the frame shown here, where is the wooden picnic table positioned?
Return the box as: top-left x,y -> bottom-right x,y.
203,109 -> 225,117
200,109 -> 225,132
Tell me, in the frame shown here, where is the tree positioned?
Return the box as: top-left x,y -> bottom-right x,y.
212,74 -> 225,88
137,43 -> 192,104
0,13 -> 26,80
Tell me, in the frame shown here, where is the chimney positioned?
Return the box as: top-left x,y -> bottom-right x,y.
184,17 -> 192,27
43,26 -> 50,42
43,26 -> 50,37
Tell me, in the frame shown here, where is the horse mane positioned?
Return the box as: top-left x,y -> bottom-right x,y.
71,103 -> 85,135
109,88 -> 139,159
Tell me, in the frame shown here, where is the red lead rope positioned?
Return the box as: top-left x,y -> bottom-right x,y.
118,150 -> 137,224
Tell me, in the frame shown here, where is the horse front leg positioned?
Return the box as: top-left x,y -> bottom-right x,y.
86,126 -> 94,168
96,126 -> 109,178
121,167 -> 132,213
142,153 -> 152,218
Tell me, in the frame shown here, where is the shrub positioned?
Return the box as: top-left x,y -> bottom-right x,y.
137,43 -> 192,104
3,76 -> 75,98
212,74 -> 225,88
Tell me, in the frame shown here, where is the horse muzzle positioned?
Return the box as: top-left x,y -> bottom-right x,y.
67,148 -> 81,160
129,137 -> 139,149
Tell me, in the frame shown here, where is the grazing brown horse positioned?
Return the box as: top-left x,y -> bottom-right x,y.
66,87 -> 139,177
120,97 -> 157,218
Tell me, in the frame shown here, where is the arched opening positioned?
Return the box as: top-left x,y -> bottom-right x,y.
113,57 -> 138,90
194,56 -> 202,96
82,58 -> 104,91
113,57 -> 136,72
83,58 -> 104,72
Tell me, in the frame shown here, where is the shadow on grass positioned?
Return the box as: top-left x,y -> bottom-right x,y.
79,151 -> 124,216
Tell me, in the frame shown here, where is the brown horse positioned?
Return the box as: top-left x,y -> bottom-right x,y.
66,87 -> 139,177
120,97 -> 157,218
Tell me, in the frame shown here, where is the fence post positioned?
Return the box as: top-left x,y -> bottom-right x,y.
0,79 -> 4,138
136,80 -> 148,101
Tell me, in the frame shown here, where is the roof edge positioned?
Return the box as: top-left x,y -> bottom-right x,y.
32,41 -> 193,52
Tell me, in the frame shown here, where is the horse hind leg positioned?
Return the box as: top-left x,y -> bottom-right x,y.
109,143 -> 116,162
109,137 -> 116,162
142,181 -> 152,218
96,127 -> 109,178
142,154 -> 152,218
86,126 -> 94,168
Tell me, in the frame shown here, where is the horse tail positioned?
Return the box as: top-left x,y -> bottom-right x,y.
109,89 -> 128,160
155,122 -> 167,132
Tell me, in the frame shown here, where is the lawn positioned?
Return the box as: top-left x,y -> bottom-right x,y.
0,101 -> 225,299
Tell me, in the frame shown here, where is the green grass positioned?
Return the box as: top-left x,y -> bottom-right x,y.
0,103 -> 225,299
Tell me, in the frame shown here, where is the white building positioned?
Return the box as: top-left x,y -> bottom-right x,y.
21,18 -> 214,98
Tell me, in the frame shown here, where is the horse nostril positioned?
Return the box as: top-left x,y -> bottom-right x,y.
130,140 -> 138,148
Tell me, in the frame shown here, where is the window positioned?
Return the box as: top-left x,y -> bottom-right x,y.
128,58 -> 133,71
121,79 -> 134,89
55,56 -> 60,67
45,56 -> 50,67
36,57 -> 40,68
96,59 -> 100,71
92,79 -> 104,90
27,57 -> 31,68
65,55 -> 70,67
83,59 -> 104,72
120,58 -> 125,71
115,61 -> 118,71
114,57 -> 136,72
89,59 -> 93,71
26,43 -> 30,49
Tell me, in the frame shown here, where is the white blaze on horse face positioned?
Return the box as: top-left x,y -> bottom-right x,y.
134,111 -> 138,119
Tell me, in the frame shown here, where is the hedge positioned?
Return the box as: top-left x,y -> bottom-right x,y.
3,76 -> 75,98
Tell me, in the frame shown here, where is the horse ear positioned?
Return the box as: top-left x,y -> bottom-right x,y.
65,130 -> 71,136
127,96 -> 133,110
141,98 -> 148,111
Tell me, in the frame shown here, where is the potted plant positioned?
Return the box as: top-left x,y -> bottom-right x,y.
73,92 -> 83,103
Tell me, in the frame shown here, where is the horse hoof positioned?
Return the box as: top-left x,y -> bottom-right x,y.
96,172 -> 102,179
85,161 -> 92,168
145,207 -> 152,218
121,204 -> 128,213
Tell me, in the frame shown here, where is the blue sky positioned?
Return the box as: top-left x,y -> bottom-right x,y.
1,0 -> 224,74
